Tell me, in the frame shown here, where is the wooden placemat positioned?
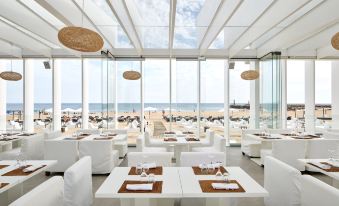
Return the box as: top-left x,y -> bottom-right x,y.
291,135 -> 320,140
106,133 -> 117,137
164,132 -> 175,135
2,165 -> 46,176
199,180 -> 245,193
94,137 -> 113,140
185,138 -> 200,141
18,133 -> 36,136
183,131 -> 194,134
192,166 -> 227,175
128,167 -> 163,175
0,138 -> 18,141
0,183 -> 9,189
253,134 -> 268,137
308,162 -> 339,172
0,165 -> 9,170
260,136 -> 281,140
118,181 -> 163,193
164,138 -> 177,142
281,133 -> 299,137
63,137 -> 86,140
79,133 -> 91,136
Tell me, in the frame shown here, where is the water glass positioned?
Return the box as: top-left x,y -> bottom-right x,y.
135,163 -> 143,175
215,162 -> 222,178
328,149 -> 336,161
200,163 -> 208,174
223,172 -> 230,183
207,163 -> 215,174
148,173 -> 156,183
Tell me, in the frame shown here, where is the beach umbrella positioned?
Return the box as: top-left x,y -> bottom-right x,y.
45,108 -> 53,113
75,108 -> 82,113
62,108 -> 75,116
144,107 -> 157,112
164,107 -> 176,112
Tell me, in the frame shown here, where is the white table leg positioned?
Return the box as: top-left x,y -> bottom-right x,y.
205,197 -> 237,206
174,145 -> 188,166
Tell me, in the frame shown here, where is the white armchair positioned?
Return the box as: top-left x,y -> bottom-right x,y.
264,156 -> 301,206
136,135 -> 167,152
43,130 -> 62,140
180,152 -> 226,166
301,175 -> 339,206
64,156 -> 93,206
191,134 -> 226,152
128,152 -> 172,167
79,140 -> 119,174
104,129 -> 128,158
44,140 -> 78,173
9,176 -> 64,206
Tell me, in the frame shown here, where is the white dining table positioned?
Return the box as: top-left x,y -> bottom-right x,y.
298,158 -> 339,188
0,160 -> 57,204
95,166 -> 268,206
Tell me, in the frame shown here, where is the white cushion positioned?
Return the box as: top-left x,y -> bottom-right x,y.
9,176 -> 64,206
44,131 -> 62,139
113,142 -> 128,157
104,129 -> 127,135
128,152 -> 172,167
79,140 -> 115,174
306,139 -> 339,159
64,156 -> 93,206
260,149 -> 272,165
180,152 -> 226,166
136,135 -> 167,152
191,135 -> 226,153
301,175 -> 339,206
0,147 -> 20,160
264,156 -> 301,206
272,140 -> 307,171
77,129 -> 100,134
44,140 -> 78,172
21,134 -> 45,160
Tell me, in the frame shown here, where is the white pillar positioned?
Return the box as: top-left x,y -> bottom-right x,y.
281,59 -> 287,129
332,61 -> 339,129
250,61 -> 260,129
82,59 -> 88,129
53,59 -> 61,131
224,60 -> 229,145
24,59 -> 34,132
305,60 -> 315,133
0,61 -> 6,131
140,60 -> 144,134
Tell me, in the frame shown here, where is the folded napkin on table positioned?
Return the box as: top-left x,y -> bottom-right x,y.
142,162 -> 157,169
23,165 -> 41,173
198,163 -> 221,169
211,183 -> 239,190
327,160 -> 339,167
310,162 -> 330,169
126,183 -> 153,191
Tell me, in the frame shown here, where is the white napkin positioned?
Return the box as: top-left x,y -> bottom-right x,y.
96,135 -> 109,139
142,162 -> 157,169
327,160 -> 339,167
23,165 -> 40,173
310,162 -> 330,169
126,183 -> 153,191
198,163 -> 221,169
211,183 -> 239,190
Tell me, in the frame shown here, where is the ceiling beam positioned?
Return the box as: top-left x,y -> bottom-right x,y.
229,0 -> 311,58
257,0 -> 339,57
107,0 -> 142,55
169,0 -> 177,55
0,39 -> 22,58
317,45 -> 338,59
199,0 -> 244,55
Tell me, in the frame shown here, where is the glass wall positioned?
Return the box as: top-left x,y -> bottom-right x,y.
171,60 -> 198,135
315,60 -> 331,130
200,60 -> 225,137
143,59 -> 170,137
229,62 -> 250,144
116,61 -> 141,144
31,59 -> 52,132
286,60 -> 305,130
57,59 -> 82,134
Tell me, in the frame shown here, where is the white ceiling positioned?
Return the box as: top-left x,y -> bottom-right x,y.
0,0 -> 338,59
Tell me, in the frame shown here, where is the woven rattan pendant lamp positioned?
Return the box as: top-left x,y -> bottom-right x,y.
0,44 -> 22,81
123,61 -> 141,80
58,0 -> 103,52
331,32 -> 339,50
240,70 -> 259,80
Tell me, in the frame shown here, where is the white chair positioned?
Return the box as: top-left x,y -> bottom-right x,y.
272,139 -> 307,171
264,156 -> 301,206
44,130 -> 62,139
79,140 -> 119,174
104,129 -> 128,158
136,135 -> 167,152
241,129 -> 262,157
44,140 -> 78,173
300,175 -> 339,206
9,176 -> 64,206
180,152 -> 226,166
191,134 -> 226,152
128,152 -> 172,167
64,156 -> 93,206
0,134 -> 44,160
189,130 -> 214,151
77,129 -> 100,135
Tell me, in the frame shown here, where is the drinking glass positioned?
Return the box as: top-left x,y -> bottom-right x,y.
215,161 -> 223,178
148,173 -> 155,183
223,172 -> 230,183
200,163 -> 208,174
207,162 -> 215,174
328,149 -> 336,162
135,163 -> 143,175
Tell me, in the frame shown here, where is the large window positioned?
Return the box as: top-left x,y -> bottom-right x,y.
117,61 -> 141,144
144,59 -> 170,137
200,60 -> 225,137
287,60 -> 305,129
229,62 -> 250,144
32,59 -> 52,132
315,60 -> 331,130
57,59 -> 82,134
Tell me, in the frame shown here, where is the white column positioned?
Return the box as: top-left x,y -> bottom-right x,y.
332,61 -> 339,129
0,61 -> 6,131
281,59 -> 287,129
224,60 -> 229,145
250,60 -> 259,129
53,59 -> 61,131
140,60 -> 144,134
82,59 -> 89,129
197,60 -> 201,138
305,60 -> 315,133
24,59 -> 34,132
